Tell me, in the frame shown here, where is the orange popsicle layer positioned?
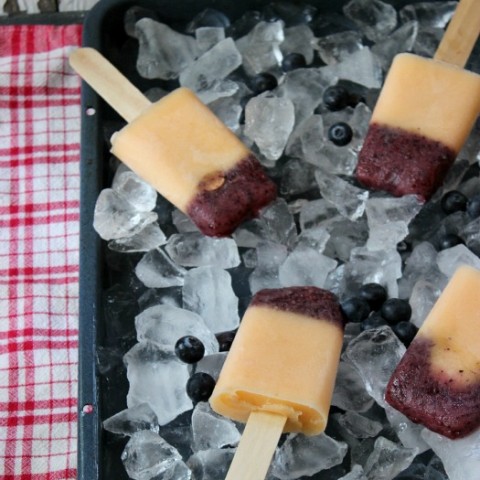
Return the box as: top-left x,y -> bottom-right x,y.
210,287 -> 345,435
386,265 -> 480,439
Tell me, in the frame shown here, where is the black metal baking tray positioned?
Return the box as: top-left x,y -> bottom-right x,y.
77,1 -> 454,479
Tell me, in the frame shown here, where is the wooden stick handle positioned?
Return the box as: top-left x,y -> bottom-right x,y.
434,0 -> 480,67
225,411 -> 286,480
69,47 -> 151,122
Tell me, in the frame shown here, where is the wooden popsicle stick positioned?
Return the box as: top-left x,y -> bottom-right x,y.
225,411 -> 287,480
69,47 -> 151,122
433,0 -> 480,68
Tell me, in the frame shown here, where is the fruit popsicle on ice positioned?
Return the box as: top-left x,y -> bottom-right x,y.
210,287 -> 345,480
356,0 -> 480,202
385,265 -> 480,439
69,48 -> 276,237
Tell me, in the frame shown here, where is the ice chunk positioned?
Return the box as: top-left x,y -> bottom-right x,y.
236,21 -> 284,75
314,31 -> 363,65
421,428 -> 480,480
108,223 -> 167,253
135,304 -> 219,355
279,246 -> 337,288
103,403 -> 159,436
121,431 -> 184,480
280,25 -> 315,64
187,449 -> 235,480
436,243 -> 480,278
344,326 -> 406,408
179,38 -> 242,94
279,158 -> 317,196
299,198 -> 338,231
135,18 -> 198,80
413,26 -> 443,57
399,1 -> 457,28
343,0 -> 397,42
249,241 -> 288,294
124,342 -> 192,425
93,189 -> 157,241
194,352 -> 228,381
191,402 -> 240,452
332,411 -> 383,439
332,360 -> 375,413
365,195 -> 422,251
315,170 -> 369,221
462,216 -> 480,257
271,433 -> 348,480
338,464 -> 368,480
165,232 -> 240,268
344,247 -> 402,298
112,170 -> 158,211
364,437 -> 417,480
182,266 -> 239,333
244,94 -> 295,161
135,248 -> 187,288
172,209 -> 199,233
196,27 -> 225,54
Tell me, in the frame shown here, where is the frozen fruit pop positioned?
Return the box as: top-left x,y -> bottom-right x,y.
385,265 -> 480,439
69,48 -> 276,237
356,0 -> 480,202
210,287 -> 345,480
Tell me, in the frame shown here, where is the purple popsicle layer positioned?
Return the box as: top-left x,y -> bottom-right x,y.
186,154 -> 277,237
356,123 -> 456,202
386,337 -> 480,439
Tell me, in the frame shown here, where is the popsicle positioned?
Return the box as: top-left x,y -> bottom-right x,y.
210,286 -> 345,480
385,265 -> 480,439
356,0 -> 480,202
69,48 -> 277,237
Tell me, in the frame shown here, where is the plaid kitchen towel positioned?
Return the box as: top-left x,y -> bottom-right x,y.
0,24 -> 82,479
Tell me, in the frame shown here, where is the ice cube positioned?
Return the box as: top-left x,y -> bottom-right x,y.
338,464 -> 368,480
344,326 -> 406,408
332,411 -> 383,439
315,170 -> 369,221
363,436 -> 418,480
244,94 -> 295,161
108,222 -> 167,253
314,31 -> 363,65
332,360 -> 375,413
172,209 -> 199,233
436,243 -> 480,278
135,18 -> 198,80
112,170 -> 158,212
124,342 -> 192,425
196,26 -> 225,54
399,1 -> 457,28
279,246 -> 337,288
135,248 -> 187,288
343,0 -> 398,42
280,25 -> 315,64
103,403 -> 159,436
191,402 -> 240,452
179,38 -> 242,94
182,266 -> 239,333
121,430 -> 184,480
279,158 -> 317,196
271,433 -> 348,480
422,428 -> 480,480
165,232 -> 240,269
236,21 -> 284,75
194,352 -> 228,381
249,241 -> 288,294
413,26 -> 443,57
187,448 -> 235,480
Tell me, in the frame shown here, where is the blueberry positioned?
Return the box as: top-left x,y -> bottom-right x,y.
340,297 -> 371,323
281,53 -> 307,72
361,313 -> 387,331
392,321 -> 418,347
174,335 -> 205,364
467,194 -> 480,218
438,233 -> 464,250
215,330 -> 237,352
380,298 -> 412,325
323,86 -> 350,111
186,372 -> 216,402
396,240 -> 412,254
440,190 -> 468,214
359,283 -> 387,311
328,122 -> 353,146
249,73 -> 278,94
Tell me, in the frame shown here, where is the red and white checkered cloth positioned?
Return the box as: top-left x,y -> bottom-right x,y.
0,24 -> 83,479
